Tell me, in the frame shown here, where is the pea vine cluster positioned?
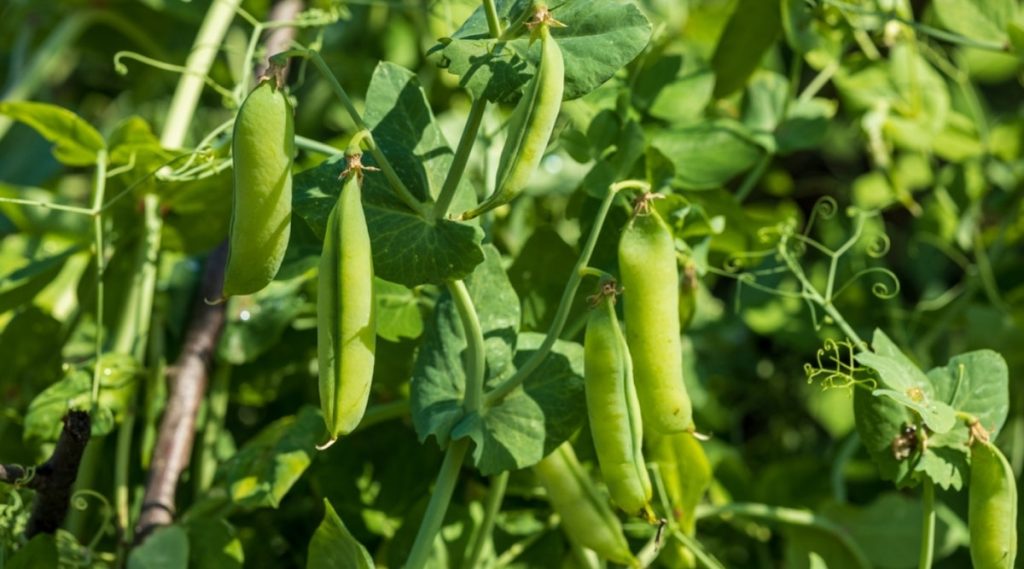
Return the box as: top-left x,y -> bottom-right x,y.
0,0 -> 1019,568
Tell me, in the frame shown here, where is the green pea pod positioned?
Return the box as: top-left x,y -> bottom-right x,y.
619,207 -> 693,434
317,172 -> 376,444
969,440 -> 1017,569
648,431 -> 711,568
534,443 -> 637,566
458,17 -> 564,220
223,78 -> 295,298
584,291 -> 654,519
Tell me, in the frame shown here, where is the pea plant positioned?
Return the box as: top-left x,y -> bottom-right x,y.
0,0 -> 1021,568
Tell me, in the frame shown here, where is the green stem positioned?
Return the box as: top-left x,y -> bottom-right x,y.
114,403 -> 136,558
0,197 -> 92,215
671,531 -> 727,569
463,471 -> 509,569
780,238 -> 865,346
160,0 -> 242,148
357,400 -> 411,431
484,181 -> 634,406
295,134 -> 343,156
697,503 -> 870,569
405,438 -> 471,569
483,0 -> 504,38
90,150 -> 108,406
734,152 -> 771,203
448,280 -> 486,414
918,480 -> 935,569
196,364 -> 231,498
301,50 -> 429,217
433,98 -> 487,220
830,433 -> 860,504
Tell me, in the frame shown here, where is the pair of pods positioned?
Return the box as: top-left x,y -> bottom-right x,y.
223,80 -> 375,442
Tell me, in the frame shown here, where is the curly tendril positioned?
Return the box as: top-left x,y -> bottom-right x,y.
866,233 -> 891,257
72,490 -> 115,554
832,267 -> 901,302
803,196 -> 839,237
804,339 -> 876,391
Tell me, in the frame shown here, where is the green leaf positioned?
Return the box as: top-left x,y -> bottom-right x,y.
710,0 -> 782,97
375,278 -> 425,342
307,499 -> 374,569
184,518 -> 244,569
217,276 -> 310,364
293,64 -> 484,287
782,525 -> 868,569
454,333 -> 587,475
411,245 -> 521,448
776,98 -> 837,155
440,0 -> 652,102
853,387 -> 915,488
0,101 -> 105,166
0,245 -> 81,315
24,353 -> 141,441
107,116 -> 170,166
933,0 -> 1013,43
507,227 -> 580,332
856,330 -> 956,433
650,119 -> 764,190
216,406 -> 321,510
127,525 -> 189,569
7,535 -> 58,569
927,350 -> 1010,438
632,51 -> 715,122
821,493 -> 969,568
781,0 -> 844,68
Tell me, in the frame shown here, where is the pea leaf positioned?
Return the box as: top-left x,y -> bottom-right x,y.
853,387 -> 916,488
857,330 -> 956,434
217,276 -> 310,364
307,499 -> 374,569
7,535 -> 58,569
184,518 -> 244,569
927,350 -> 1009,438
375,278 -> 425,342
781,0 -> 845,69
933,0 -> 1013,43
0,101 -> 105,166
411,245 -> 521,448
24,353 -> 141,441
215,406 -> 321,510
453,333 -> 587,475
127,525 -> 189,569
439,0 -> 652,102
0,245 -> 81,315
650,119 -> 765,190
710,0 -> 782,97
293,63 -> 484,287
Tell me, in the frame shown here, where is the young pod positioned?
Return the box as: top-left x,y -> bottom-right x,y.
223,78 -> 295,298
317,171 -> 376,444
459,10 -> 564,220
618,203 -> 693,434
534,443 -> 637,566
969,440 -> 1017,569
584,288 -> 654,519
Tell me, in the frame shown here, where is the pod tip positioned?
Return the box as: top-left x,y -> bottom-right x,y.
315,437 -> 338,451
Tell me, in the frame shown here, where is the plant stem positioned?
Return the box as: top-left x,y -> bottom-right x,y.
448,280 -> 486,414
463,471 -> 509,569
301,50 -> 429,217
405,438 -> 471,569
697,503 -> 871,569
672,531 -> 727,569
433,98 -> 487,220
918,479 -> 935,569
90,149 -> 108,406
196,364 -> 231,499
483,0 -> 504,38
295,134 -> 342,156
484,181 -> 634,406
357,399 -> 411,431
160,0 -> 243,148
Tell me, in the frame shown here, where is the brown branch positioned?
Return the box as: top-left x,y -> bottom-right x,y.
133,0 -> 303,544
0,410 -> 92,537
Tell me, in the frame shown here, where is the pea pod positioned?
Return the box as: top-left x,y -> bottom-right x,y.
223,78 -> 295,298
317,168 -> 376,444
458,8 -> 564,220
584,288 -> 654,519
618,202 -> 693,434
534,443 -> 637,566
969,440 -> 1017,569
